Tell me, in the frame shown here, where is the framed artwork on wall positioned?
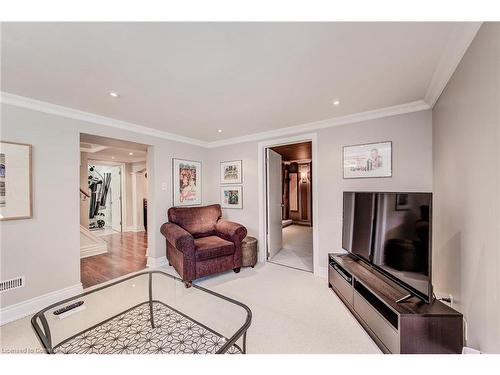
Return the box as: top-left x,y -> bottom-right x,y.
0,141 -> 33,221
395,193 -> 410,211
220,160 -> 242,184
343,141 -> 392,179
220,186 -> 243,209
172,158 -> 202,206
289,173 -> 298,211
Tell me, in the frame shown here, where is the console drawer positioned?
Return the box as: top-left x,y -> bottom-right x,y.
354,291 -> 400,353
329,264 -> 353,306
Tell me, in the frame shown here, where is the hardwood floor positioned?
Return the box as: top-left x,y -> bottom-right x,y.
81,231 -> 147,288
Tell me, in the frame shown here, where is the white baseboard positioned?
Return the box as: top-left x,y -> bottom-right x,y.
80,225 -> 107,258
125,226 -> 146,232
0,283 -> 83,326
315,266 -> 328,279
146,256 -> 168,268
80,243 -> 107,258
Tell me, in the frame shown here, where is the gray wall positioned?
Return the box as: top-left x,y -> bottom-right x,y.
206,110 -> 433,271
0,94 -> 433,315
432,23 -> 500,353
0,97 -> 432,314
0,103 -> 208,308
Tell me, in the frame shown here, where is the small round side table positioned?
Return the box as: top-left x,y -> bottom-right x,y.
241,236 -> 257,267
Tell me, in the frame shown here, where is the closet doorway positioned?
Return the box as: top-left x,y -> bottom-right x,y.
79,133 -> 149,288
265,140 -> 314,272
88,162 -> 124,234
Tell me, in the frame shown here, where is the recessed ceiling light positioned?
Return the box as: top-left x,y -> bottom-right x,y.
333,100 -> 340,106
129,152 -> 134,156
109,91 -> 120,98
218,129 -> 223,133
111,156 -> 115,159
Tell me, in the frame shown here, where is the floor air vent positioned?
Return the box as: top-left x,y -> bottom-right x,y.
0,276 -> 25,292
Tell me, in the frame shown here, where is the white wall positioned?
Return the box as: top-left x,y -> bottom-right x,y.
125,161 -> 148,230
432,23 -> 500,353
0,103 -> 208,309
133,171 -> 148,230
206,110 -> 433,271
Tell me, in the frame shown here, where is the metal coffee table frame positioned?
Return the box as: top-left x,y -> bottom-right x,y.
31,270 -> 252,354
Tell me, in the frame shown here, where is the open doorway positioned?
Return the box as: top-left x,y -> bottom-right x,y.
266,141 -> 313,272
87,162 -> 124,235
79,133 -> 149,288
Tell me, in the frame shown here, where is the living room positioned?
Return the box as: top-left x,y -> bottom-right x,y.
1,1 -> 499,372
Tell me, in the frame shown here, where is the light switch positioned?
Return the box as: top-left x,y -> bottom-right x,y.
161,182 -> 168,191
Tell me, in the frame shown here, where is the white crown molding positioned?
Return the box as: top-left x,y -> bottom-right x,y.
424,22 -> 482,108
0,24 -> 480,148
0,283 -> 83,325
0,92 -> 209,148
80,144 -> 109,154
1,92 -> 430,149
207,100 -> 430,148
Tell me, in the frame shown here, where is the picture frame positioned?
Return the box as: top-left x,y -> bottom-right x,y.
220,160 -> 243,184
0,141 -> 33,221
172,158 -> 202,206
220,186 -> 243,209
343,141 -> 392,179
395,193 -> 410,211
289,173 -> 298,211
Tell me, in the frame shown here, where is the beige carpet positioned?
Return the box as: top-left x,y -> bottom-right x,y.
0,262 -> 380,354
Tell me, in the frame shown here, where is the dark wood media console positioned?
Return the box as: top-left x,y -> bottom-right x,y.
328,253 -> 463,354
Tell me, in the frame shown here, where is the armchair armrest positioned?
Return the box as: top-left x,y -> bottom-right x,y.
160,222 -> 195,258
216,220 -> 247,244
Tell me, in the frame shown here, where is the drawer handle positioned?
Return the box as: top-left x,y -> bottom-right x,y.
333,264 -> 352,283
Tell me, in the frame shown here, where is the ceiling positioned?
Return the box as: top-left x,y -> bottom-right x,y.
1,22 -> 477,143
80,133 -> 147,163
271,142 -> 312,161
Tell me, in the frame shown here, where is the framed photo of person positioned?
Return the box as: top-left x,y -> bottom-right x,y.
220,186 -> 243,209
0,141 -> 33,221
172,158 -> 202,206
343,141 -> 392,179
220,160 -> 242,184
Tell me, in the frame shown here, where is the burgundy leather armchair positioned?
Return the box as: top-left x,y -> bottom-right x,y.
160,204 -> 247,287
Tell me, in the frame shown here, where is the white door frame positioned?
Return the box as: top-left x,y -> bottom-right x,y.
257,133 -> 319,276
88,160 -> 127,233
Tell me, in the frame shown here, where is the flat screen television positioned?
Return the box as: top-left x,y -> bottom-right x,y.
342,192 -> 432,303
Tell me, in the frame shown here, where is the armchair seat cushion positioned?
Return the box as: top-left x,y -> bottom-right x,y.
194,236 -> 235,261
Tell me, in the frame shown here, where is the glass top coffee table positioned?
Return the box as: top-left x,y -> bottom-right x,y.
31,271 -> 252,354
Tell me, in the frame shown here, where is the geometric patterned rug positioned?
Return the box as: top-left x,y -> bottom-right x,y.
53,302 -> 242,354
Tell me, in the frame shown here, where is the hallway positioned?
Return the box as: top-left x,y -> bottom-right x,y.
269,225 -> 313,272
80,231 -> 147,288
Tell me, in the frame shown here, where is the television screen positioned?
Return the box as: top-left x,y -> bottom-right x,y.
343,192 -> 432,302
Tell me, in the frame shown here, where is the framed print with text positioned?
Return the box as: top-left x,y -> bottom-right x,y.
343,141 -> 392,179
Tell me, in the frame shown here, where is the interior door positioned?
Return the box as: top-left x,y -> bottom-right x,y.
266,148 -> 283,260
110,166 -> 122,232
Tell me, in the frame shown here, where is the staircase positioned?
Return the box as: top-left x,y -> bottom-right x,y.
80,225 -> 107,258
